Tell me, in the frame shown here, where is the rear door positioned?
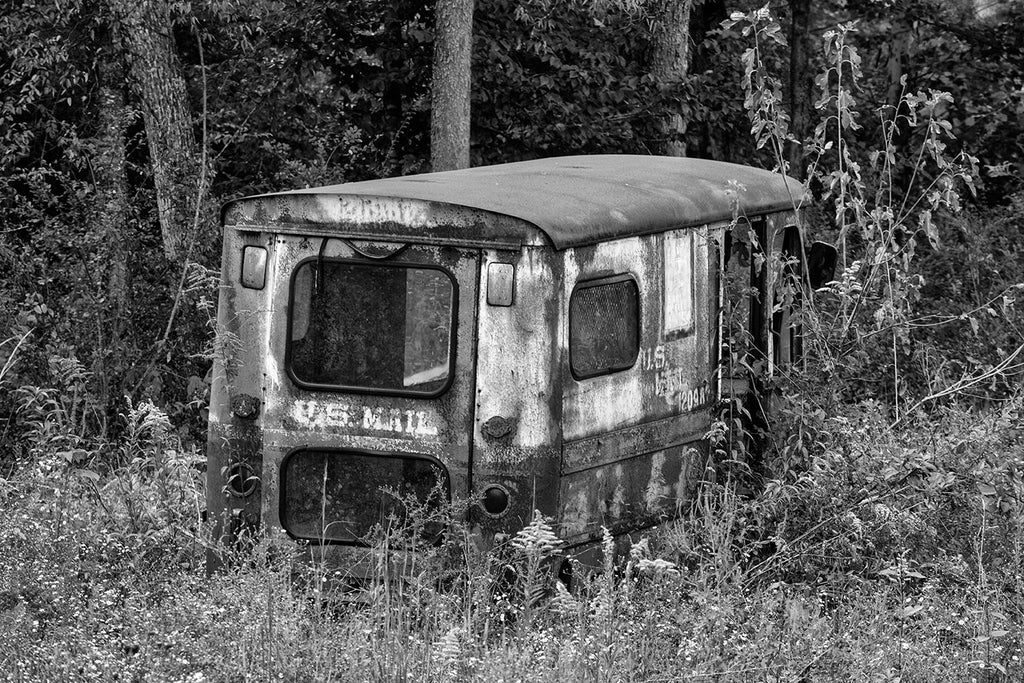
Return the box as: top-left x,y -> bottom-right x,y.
259,236 -> 479,544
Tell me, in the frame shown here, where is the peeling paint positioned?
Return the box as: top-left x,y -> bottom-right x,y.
675,450 -> 696,501
609,483 -> 625,519
645,449 -> 667,510
563,488 -> 590,536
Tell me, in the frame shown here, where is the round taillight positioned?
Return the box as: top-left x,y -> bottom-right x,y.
482,485 -> 510,516
226,463 -> 258,497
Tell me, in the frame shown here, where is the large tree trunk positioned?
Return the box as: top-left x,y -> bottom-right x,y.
650,0 -> 692,157
786,0 -> 813,178
430,0 -> 474,171
113,0 -> 199,260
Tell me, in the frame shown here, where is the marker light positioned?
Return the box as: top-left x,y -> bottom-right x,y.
241,246 -> 267,290
486,262 -> 515,306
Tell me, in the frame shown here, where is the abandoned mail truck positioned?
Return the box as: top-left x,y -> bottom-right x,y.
207,154 -> 810,565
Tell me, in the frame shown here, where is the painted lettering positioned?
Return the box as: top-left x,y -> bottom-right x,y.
678,383 -> 710,411
653,369 -> 709,412
639,344 -> 668,372
361,406 -> 439,436
639,344 -> 710,412
292,400 -> 438,436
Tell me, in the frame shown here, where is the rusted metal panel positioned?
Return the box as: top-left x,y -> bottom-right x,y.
470,246 -> 562,535
558,443 -> 702,543
223,193 -> 546,250
555,226 -> 715,545
258,238 -> 480,538
560,228 -> 714,442
223,156 -> 805,251
206,229 -> 276,548
560,236 -> 649,439
561,411 -> 707,475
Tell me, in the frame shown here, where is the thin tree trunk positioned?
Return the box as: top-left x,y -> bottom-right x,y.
93,49 -> 130,415
786,0 -> 812,178
687,0 -> 726,158
650,0 -> 692,157
431,0 -> 474,171
113,0 -> 199,260
95,57 -> 129,307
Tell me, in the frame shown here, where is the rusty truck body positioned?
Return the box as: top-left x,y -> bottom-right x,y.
206,154 -> 806,568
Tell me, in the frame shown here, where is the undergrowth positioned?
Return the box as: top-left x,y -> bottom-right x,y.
1,389 -> 1023,680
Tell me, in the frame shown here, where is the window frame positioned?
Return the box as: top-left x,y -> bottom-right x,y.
284,256 -> 459,398
278,446 -> 451,546
568,273 -> 641,381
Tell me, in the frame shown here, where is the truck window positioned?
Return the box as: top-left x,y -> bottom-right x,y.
280,448 -> 448,544
288,260 -> 455,395
569,275 -> 640,379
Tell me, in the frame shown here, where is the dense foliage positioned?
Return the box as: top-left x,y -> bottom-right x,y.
1,0 -> 1018,427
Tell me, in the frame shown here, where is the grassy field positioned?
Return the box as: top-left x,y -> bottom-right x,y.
1,393 -> 1023,681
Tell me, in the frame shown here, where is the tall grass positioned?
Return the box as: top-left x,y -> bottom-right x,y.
1,390 -> 1023,680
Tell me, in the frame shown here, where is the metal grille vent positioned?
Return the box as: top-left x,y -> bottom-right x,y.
569,277 -> 640,379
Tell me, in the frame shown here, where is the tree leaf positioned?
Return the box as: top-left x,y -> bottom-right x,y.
73,468 -> 100,482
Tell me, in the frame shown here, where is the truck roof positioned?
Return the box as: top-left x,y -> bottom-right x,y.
223,155 -> 805,250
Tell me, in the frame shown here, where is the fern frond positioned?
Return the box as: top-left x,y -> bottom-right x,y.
512,510 -> 562,560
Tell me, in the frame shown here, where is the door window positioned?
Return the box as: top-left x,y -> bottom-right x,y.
288,260 -> 455,395
569,275 -> 640,379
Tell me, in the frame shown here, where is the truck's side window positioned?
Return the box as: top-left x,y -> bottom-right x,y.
569,275 -> 640,379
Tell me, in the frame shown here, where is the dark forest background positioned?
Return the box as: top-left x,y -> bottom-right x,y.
2,0 -> 1022,445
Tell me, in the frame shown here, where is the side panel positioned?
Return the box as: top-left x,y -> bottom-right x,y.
207,229 -> 276,547
558,229 -> 714,544
470,247 -> 562,537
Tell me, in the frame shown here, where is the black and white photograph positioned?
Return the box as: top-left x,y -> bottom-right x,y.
1,0 -> 1022,680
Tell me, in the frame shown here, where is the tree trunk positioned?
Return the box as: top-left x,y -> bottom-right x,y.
786,0 -> 813,178
94,57 -> 129,310
650,0 -> 692,157
93,48 -> 131,414
113,0 -> 199,260
687,0 -> 726,159
430,0 -> 474,171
